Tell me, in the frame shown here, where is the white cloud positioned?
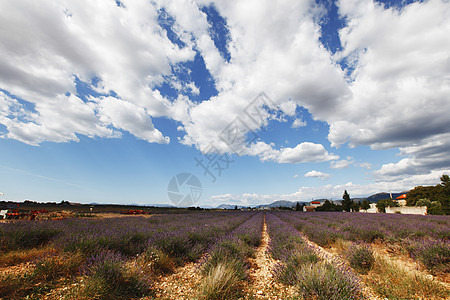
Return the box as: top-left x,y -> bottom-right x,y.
278,142 -> 339,164
358,162 -> 372,169
375,132 -> 450,179
304,170 -> 330,180
1,0 -> 448,179
173,0 -> 349,158
293,174 -> 299,178
0,0 -> 194,145
330,159 -> 352,169
327,0 -> 450,176
98,97 -> 169,144
245,141 -> 338,164
292,118 -> 307,128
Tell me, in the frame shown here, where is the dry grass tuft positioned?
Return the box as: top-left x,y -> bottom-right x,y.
368,253 -> 448,299
0,246 -> 58,267
199,262 -> 243,300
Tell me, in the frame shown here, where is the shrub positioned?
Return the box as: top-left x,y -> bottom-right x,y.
296,261 -> 362,300
274,250 -> 318,285
347,244 -> 375,274
0,224 -> 60,251
199,262 -> 244,300
411,240 -> 450,273
82,251 -> 151,299
202,239 -> 247,278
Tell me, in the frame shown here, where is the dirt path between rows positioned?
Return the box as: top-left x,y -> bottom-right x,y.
146,261 -> 203,300
300,234 -> 382,300
244,216 -> 297,299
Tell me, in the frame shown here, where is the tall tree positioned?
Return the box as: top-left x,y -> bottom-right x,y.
361,199 -> 371,211
342,190 -> 353,212
295,202 -> 301,211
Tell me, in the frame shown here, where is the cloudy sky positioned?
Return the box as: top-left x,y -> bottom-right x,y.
0,0 -> 449,207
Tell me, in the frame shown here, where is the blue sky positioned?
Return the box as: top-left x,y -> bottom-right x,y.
0,0 -> 449,207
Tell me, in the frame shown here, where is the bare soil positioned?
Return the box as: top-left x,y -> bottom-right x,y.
147,261 -> 203,299
243,218 -> 297,299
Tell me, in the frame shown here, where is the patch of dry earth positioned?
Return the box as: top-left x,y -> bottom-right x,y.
243,217 -> 297,300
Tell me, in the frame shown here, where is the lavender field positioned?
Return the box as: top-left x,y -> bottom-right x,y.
0,211 -> 448,299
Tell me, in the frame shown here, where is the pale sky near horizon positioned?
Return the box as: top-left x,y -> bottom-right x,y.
0,0 -> 449,207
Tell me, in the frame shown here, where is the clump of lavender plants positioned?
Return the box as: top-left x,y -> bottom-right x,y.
347,243 -> 375,274
273,249 -> 318,285
0,221 -> 60,251
410,240 -> 450,274
82,251 -> 152,299
199,213 -> 263,299
296,261 -> 362,300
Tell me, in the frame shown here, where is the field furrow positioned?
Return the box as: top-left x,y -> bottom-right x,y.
244,215 -> 296,299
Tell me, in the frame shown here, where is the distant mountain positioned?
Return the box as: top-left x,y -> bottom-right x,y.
260,200 -> 297,208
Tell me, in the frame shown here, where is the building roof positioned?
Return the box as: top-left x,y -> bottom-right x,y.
396,194 -> 407,200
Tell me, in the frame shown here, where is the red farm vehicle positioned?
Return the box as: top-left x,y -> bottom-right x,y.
120,209 -> 150,215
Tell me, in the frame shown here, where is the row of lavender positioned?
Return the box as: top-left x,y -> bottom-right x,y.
265,212 -> 364,299
0,212 -> 258,299
199,212 -> 264,299
273,211 -> 449,273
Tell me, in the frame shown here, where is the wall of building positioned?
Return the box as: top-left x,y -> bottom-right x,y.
385,206 -> 427,215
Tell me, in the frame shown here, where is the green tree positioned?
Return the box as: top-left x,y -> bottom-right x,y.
351,201 -> 360,212
416,198 -> 445,215
342,190 -> 353,212
376,198 -> 398,213
360,199 -> 371,211
316,199 -> 338,211
406,174 -> 450,214
295,202 -> 301,211
406,186 -> 435,206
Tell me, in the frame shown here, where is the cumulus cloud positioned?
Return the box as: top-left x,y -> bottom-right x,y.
1,0 -> 448,180
292,118 -> 307,128
97,97 -> 169,144
328,0 -> 450,176
330,159 -> 352,169
278,142 -> 338,164
304,170 -> 330,180
375,132 -> 450,180
0,0 -> 194,145
245,141 -> 338,164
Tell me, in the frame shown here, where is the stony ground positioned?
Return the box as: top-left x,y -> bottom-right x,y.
244,218 -> 297,299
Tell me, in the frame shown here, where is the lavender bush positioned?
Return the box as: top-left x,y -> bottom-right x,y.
347,243 -> 375,274
266,213 -> 363,299
199,212 -> 264,299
